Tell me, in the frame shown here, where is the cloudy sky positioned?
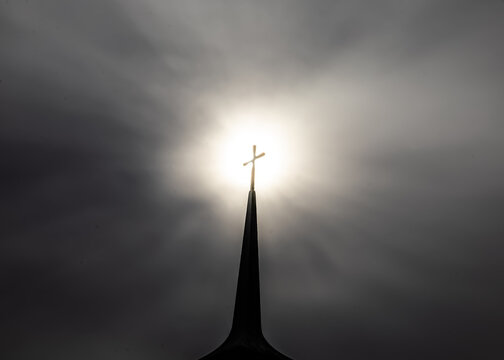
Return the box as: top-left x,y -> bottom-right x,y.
1,1 -> 503,359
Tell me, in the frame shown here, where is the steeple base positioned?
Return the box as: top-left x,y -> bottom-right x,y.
199,334 -> 292,360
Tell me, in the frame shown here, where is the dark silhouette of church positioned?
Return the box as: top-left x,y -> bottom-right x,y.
199,146 -> 293,360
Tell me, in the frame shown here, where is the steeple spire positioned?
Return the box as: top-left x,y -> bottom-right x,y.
199,146 -> 292,360
229,190 -> 262,338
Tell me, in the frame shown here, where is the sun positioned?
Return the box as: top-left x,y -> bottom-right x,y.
213,108 -> 292,192
218,126 -> 286,190
164,102 -> 301,207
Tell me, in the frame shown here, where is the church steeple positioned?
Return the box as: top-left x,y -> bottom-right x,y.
229,189 -> 262,339
199,146 -> 292,360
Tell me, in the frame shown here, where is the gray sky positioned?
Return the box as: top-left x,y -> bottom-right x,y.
1,1 -> 504,359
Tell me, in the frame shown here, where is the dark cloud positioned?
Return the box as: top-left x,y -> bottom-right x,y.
1,0 -> 504,359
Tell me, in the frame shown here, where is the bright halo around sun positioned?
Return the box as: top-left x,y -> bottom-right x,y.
214,108 -> 292,192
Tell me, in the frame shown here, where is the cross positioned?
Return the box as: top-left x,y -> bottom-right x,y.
243,145 -> 265,191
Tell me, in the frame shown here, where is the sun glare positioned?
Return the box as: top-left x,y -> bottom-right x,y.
213,109 -> 292,192
165,102 -> 303,208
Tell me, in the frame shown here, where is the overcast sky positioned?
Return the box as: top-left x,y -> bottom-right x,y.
1,1 -> 504,359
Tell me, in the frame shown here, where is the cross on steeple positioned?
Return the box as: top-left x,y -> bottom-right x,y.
243,145 -> 265,191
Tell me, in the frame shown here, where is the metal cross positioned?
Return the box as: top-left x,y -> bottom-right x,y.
243,145 -> 265,191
